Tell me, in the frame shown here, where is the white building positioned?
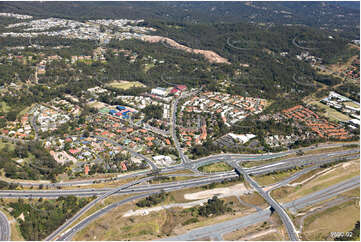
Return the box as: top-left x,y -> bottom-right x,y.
151,87 -> 168,97
228,133 -> 256,144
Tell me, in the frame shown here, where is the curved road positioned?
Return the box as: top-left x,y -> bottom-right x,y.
45,176 -> 153,241
232,162 -> 299,241
0,210 -> 10,241
163,176 -> 359,241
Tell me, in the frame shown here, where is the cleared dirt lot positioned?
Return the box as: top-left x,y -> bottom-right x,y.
184,183 -> 250,200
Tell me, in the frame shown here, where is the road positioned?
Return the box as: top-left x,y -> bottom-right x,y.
163,176 -> 359,241
0,141 -> 356,188
232,162 -> 299,241
44,176 -> 153,241
244,149 -> 359,175
56,192 -> 154,240
0,172 -> 239,198
47,152 -> 359,241
94,135 -> 158,171
29,104 -> 39,140
292,37 -> 317,50
170,95 -> 190,165
0,147 -> 357,198
35,155 -> 358,240
0,210 -> 10,241
54,173 -> 238,241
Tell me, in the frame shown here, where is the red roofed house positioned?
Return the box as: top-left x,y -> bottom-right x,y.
176,85 -> 187,91
69,149 -> 80,155
170,87 -> 179,94
84,165 -> 89,175
121,162 -> 127,171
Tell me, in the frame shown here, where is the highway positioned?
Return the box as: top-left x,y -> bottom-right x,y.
232,162 -> 300,241
191,142 -> 359,168
244,149 -> 360,175
0,138 -> 355,241
49,153 -> 359,241
0,142 -> 356,188
163,176 -> 359,241
45,176 -> 153,241
0,173 -> 239,198
53,174 -> 238,241
56,192 -> 155,240
0,210 -> 10,241
46,156 -> 359,241
0,147 -> 358,198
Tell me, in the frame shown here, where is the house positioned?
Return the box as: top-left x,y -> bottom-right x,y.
176,85 -> 187,91
120,161 -> 127,171
169,87 -> 179,94
151,87 -> 168,97
84,165 -> 89,175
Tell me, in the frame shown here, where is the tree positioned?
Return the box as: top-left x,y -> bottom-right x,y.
6,111 -> 17,121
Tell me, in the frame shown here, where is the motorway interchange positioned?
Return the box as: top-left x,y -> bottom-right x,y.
0,92 -> 359,241
0,140 -> 358,241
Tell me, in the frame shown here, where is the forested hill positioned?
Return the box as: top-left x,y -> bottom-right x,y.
0,1 -> 359,39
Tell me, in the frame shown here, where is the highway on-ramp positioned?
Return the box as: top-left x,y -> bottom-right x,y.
45,176 -> 153,241
162,176 -> 360,241
232,162 -> 299,241
0,210 -> 10,241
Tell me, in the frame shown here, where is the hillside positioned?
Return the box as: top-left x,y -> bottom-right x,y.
0,1 -> 359,39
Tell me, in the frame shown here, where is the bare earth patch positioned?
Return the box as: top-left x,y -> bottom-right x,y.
141,35 -> 231,64
122,183 -> 250,217
184,183 -> 250,200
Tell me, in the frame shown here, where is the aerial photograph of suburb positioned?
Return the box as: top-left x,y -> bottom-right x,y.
0,1 -> 359,241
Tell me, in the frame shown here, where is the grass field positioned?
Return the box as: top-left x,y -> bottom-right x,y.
271,159 -> 360,203
73,180 -> 264,240
309,101 -> 350,122
160,169 -> 195,176
0,101 -> 10,113
198,162 -> 234,173
253,167 -> 302,186
301,200 -> 360,240
107,81 -> 146,90
344,101 -> 360,109
66,194 -> 135,234
0,141 -> 15,152
17,106 -> 31,118
241,155 -> 292,168
223,213 -> 285,241
144,63 -> 155,72
73,195 -> 247,241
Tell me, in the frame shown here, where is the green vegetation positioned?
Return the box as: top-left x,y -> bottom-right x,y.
0,180 -> 19,190
7,196 -> 93,240
136,191 -> 168,207
253,166 -> 302,186
142,104 -> 163,121
198,162 -> 233,173
182,217 -> 199,226
310,101 -> 351,122
0,141 -> 66,181
197,196 -> 232,217
201,176 -> 244,190
320,158 -> 348,168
